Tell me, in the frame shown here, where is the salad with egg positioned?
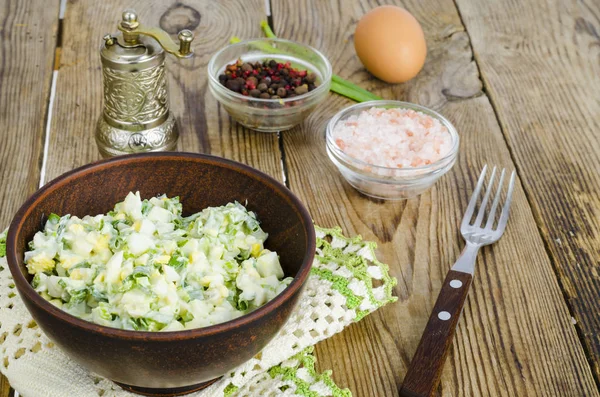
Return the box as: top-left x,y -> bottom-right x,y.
25,192 -> 292,331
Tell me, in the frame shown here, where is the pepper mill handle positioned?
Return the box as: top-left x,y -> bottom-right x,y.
117,9 -> 195,58
177,30 -> 194,56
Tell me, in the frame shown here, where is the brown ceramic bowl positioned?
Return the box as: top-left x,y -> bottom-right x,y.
6,152 -> 315,396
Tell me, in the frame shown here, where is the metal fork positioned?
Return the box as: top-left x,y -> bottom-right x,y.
400,165 -> 516,397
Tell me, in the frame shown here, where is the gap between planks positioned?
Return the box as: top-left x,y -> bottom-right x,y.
451,0 -> 600,389
266,0 -> 291,189
38,0 -> 65,189
39,71 -> 58,189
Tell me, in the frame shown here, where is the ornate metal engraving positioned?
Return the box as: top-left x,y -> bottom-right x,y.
95,112 -> 178,158
102,64 -> 169,124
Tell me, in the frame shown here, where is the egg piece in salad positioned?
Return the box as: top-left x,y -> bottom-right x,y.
25,192 -> 292,332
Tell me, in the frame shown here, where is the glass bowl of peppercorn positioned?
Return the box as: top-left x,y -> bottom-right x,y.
208,38 -> 332,132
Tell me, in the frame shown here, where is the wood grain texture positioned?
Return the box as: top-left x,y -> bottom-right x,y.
0,0 -> 59,227
0,1 -> 60,395
271,0 -> 599,395
45,0 -> 283,183
455,0 -> 600,381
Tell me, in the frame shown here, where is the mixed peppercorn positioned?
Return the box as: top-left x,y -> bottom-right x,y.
219,59 -> 319,99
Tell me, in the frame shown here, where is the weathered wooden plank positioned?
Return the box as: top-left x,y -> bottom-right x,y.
0,0 -> 59,226
455,0 -> 600,380
0,1 -> 60,395
272,0 -> 599,395
45,0 -> 282,183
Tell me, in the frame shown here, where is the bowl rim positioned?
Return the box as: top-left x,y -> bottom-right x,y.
6,152 -> 316,341
326,100 -> 460,175
207,37 -> 333,104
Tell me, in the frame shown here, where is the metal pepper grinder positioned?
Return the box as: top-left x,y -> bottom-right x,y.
95,10 -> 194,157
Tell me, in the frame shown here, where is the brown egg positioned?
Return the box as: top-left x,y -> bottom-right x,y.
354,5 -> 427,83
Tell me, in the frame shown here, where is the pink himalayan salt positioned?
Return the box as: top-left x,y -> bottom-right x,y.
332,107 -> 452,169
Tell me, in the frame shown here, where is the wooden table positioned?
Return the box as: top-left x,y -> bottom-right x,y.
1,0 -> 599,396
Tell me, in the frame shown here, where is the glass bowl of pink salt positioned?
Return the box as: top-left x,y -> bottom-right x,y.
326,100 -> 459,200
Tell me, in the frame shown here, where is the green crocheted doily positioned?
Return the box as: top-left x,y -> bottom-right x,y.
223,226 -> 397,396
0,231 -> 5,259
313,226 -> 397,321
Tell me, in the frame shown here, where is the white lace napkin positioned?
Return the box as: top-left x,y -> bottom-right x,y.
0,227 -> 396,397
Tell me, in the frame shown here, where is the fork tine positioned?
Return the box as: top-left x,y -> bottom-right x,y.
473,166 -> 497,227
495,170 -> 516,233
484,168 -> 506,230
461,165 -> 488,229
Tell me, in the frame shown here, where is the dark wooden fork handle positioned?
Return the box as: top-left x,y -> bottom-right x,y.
399,270 -> 473,397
